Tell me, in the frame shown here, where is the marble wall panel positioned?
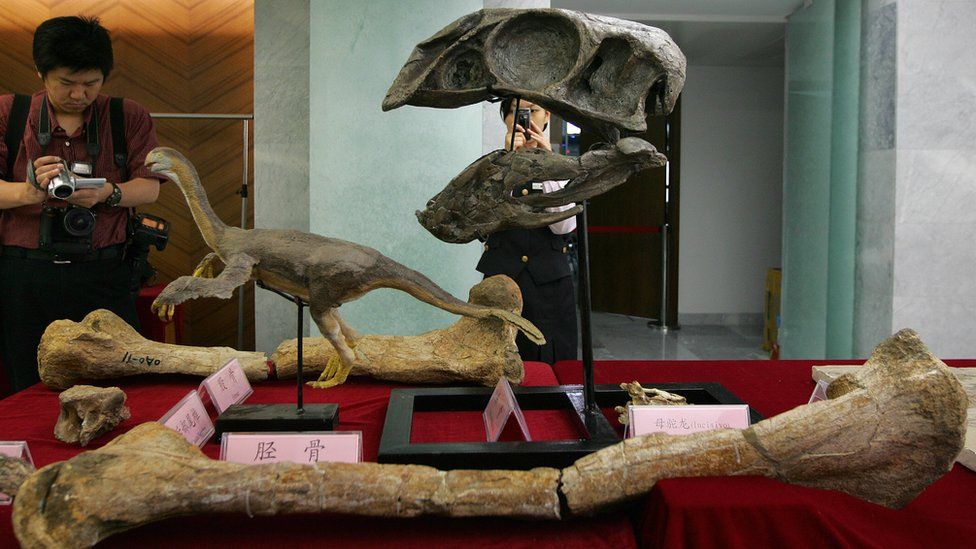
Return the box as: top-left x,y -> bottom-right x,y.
254,0 -> 311,354
893,0 -> 976,357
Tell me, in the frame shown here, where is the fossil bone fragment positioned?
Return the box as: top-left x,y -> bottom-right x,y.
561,329 -> 968,514
12,422 -> 561,549
613,381 -> 687,425
54,386 -> 131,446
273,275 -> 525,387
37,309 -> 271,391
1,455 -> 35,501
417,137 -> 666,243
384,8 -> 686,135
146,147 -> 544,389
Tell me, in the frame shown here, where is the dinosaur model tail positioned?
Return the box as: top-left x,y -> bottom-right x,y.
377,259 -> 545,345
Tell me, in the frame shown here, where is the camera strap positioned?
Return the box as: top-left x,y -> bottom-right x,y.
109,97 -> 128,181
3,94 -> 31,180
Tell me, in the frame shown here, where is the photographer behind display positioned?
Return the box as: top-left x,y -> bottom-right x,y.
0,15 -> 166,393
476,98 -> 579,364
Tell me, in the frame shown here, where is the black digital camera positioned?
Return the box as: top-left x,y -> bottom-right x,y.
38,205 -> 97,256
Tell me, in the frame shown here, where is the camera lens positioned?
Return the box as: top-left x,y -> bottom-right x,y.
62,208 -> 96,237
51,181 -> 73,200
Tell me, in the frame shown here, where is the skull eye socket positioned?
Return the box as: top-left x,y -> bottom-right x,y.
569,37 -> 658,121
437,48 -> 491,90
486,13 -> 581,90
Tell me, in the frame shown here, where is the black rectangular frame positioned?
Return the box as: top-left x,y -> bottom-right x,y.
378,383 -> 762,470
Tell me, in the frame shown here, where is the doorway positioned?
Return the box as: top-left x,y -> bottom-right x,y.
575,99 -> 681,325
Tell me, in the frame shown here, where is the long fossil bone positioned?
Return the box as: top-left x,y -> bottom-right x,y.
560,329 -> 968,514
12,423 -> 561,548
11,330 -> 966,548
417,137 -> 665,243
37,309 -> 271,391
273,275 -> 525,386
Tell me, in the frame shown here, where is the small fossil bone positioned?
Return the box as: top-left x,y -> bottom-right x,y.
560,329 -> 968,514
273,275 -> 525,387
0,455 -> 35,501
417,137 -> 665,243
613,381 -> 687,425
37,309 -> 271,391
12,423 -> 561,549
54,386 -> 131,447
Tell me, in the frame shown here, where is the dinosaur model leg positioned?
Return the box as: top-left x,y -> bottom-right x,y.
335,314 -> 361,346
308,306 -> 358,389
191,252 -> 219,278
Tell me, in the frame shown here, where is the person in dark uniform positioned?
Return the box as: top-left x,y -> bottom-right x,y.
476,98 -> 578,364
0,16 -> 163,392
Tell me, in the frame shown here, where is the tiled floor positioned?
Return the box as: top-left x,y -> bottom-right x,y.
585,312 -> 769,360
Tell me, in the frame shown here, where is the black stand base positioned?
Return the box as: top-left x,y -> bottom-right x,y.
215,403 -> 339,437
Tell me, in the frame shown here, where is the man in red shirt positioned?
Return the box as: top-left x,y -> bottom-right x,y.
0,16 -> 163,392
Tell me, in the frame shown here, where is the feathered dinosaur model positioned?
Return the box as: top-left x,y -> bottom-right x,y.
146,147 -> 544,388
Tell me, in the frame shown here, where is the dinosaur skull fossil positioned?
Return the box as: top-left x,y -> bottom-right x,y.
384,8 -> 686,134
386,8 -> 685,243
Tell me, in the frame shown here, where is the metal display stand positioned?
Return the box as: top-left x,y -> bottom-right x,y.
377,200 -> 758,469
214,281 -> 338,435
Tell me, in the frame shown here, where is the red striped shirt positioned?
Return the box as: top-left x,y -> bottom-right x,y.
0,91 -> 161,249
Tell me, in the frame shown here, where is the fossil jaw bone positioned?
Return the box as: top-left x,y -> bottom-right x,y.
418,137 -> 665,243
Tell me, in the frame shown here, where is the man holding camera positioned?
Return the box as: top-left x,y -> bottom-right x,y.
0,16 -> 163,393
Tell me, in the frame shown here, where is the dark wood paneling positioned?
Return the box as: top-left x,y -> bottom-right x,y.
579,97 -> 681,323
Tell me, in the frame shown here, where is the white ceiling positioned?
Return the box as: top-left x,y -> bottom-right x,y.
552,0 -> 805,66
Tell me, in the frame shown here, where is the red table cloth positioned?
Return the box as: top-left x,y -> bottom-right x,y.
2,358 -> 974,548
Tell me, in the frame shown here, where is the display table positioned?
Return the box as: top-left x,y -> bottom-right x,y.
2,359 -> 974,547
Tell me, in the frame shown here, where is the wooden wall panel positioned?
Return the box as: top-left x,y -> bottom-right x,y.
0,0 -> 255,350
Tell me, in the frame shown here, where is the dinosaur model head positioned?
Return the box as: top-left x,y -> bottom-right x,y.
145,147 -> 188,184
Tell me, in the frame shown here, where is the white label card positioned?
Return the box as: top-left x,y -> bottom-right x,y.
483,377 -> 531,442
808,379 -> 831,403
220,432 -> 362,464
200,358 -> 254,414
160,390 -> 215,447
628,404 -> 751,438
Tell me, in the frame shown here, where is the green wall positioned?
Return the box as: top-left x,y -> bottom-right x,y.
308,0 -> 484,336
781,0 -> 861,358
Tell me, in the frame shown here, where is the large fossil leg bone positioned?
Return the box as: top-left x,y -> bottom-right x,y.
54,386 -> 131,446
37,309 -> 271,391
146,147 -> 544,389
273,275 -> 525,386
12,422 -> 561,549
417,137 -> 665,243
560,329 -> 968,514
